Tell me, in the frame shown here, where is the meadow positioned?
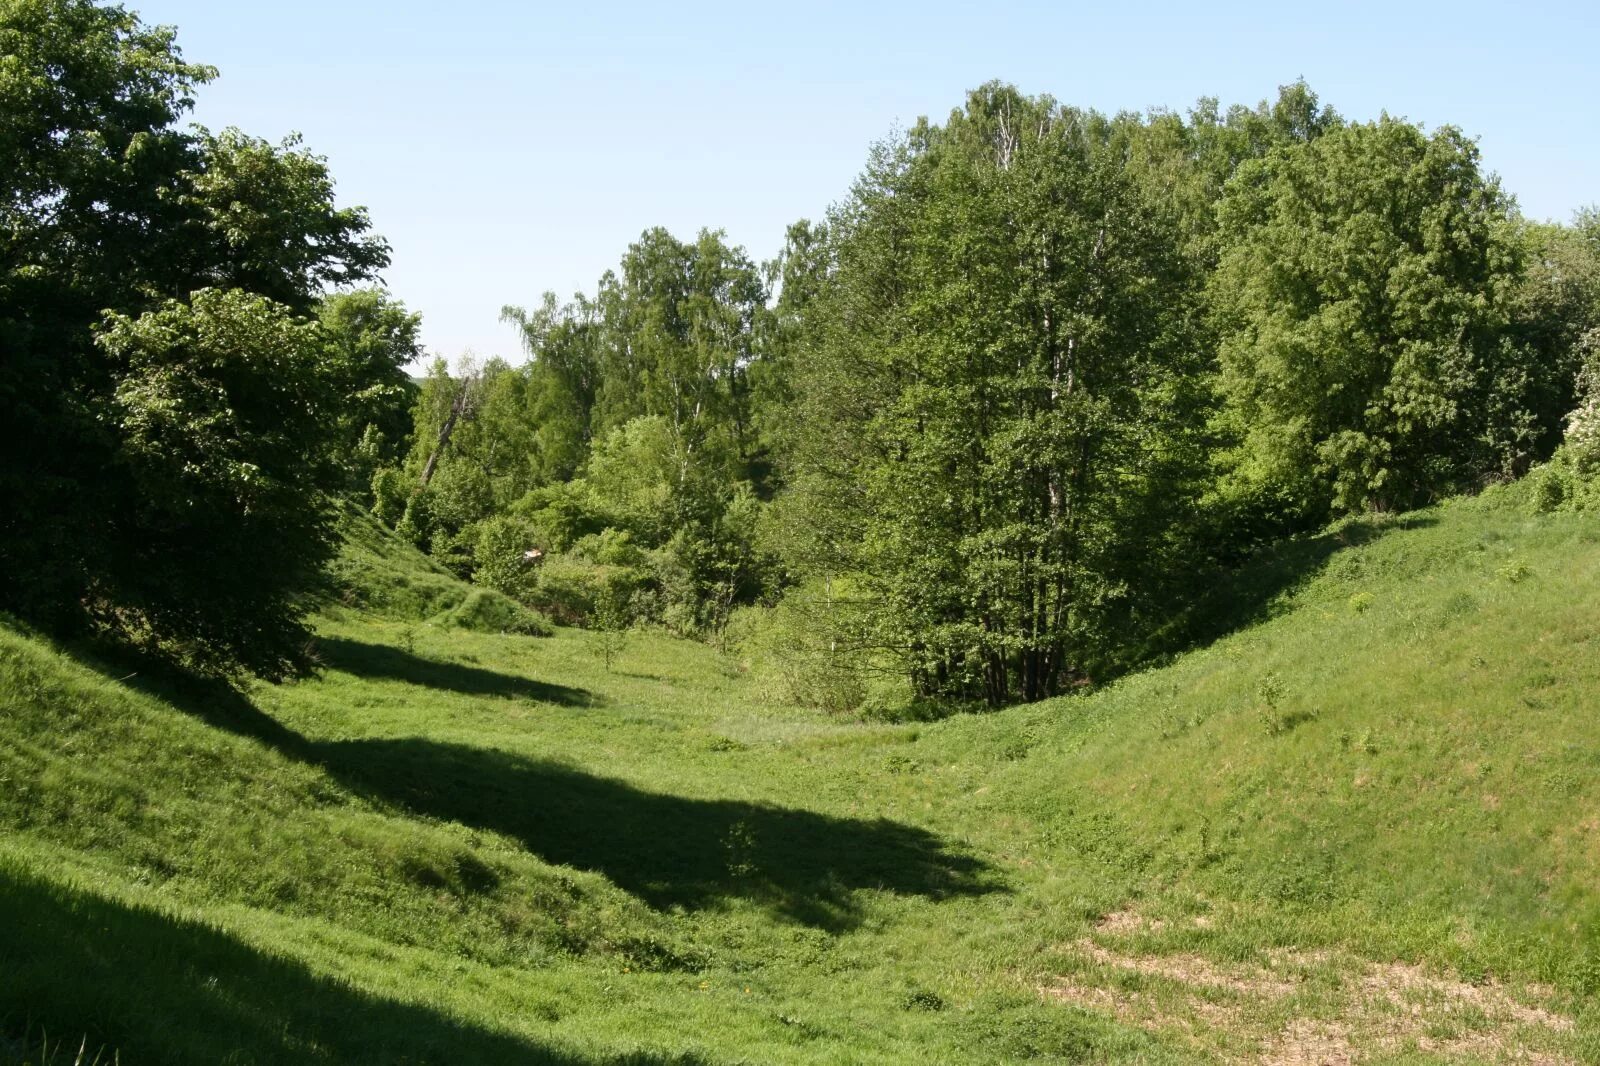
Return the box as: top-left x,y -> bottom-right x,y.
4,482 -> 1600,1063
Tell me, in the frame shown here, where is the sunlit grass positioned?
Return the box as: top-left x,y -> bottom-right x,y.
4,481 -> 1600,1062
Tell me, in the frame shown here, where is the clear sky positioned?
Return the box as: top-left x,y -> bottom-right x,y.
130,0 -> 1598,363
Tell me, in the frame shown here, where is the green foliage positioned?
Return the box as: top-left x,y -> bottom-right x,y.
90,289 -> 348,678
370,465 -> 411,526
588,228 -> 767,455
435,588 -> 552,637
471,514 -> 543,600
318,289 -> 423,493
1520,328 -> 1600,515
1211,116 -> 1533,516
499,294 -> 601,483
591,581 -> 631,672
387,226 -> 787,641
517,553 -> 643,629
1508,211 -> 1600,418
1563,341 -> 1600,474
784,84 -> 1206,704
583,416 -> 682,539
0,0 -> 389,677
178,127 -> 390,308
726,579 -> 868,713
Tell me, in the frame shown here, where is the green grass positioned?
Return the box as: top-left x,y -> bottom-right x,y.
328,505 -> 551,635
5,483 -> 1600,1062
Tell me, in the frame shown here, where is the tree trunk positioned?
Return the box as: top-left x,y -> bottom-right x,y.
418,374 -> 477,489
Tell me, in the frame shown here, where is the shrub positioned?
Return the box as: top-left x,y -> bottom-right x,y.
1566,391 -> 1600,474
436,588 -> 552,636
472,514 -> 543,600
1528,464 -> 1570,514
571,528 -> 645,567
523,553 -> 650,629
508,483 -> 605,554
726,585 -> 868,712
1496,560 -> 1532,583
370,466 -> 410,527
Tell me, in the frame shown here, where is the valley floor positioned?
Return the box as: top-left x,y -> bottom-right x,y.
4,486 -> 1600,1063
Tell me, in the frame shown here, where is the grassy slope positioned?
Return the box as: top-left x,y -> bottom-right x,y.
3,484 -> 1600,1063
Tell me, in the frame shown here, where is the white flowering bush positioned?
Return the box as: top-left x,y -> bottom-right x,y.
1528,334 -> 1600,514
1566,392 -> 1600,475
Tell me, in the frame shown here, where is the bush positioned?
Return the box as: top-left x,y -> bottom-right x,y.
472,514 -> 543,600
570,528 -> 646,567
1564,392 -> 1600,475
1528,464 -> 1570,514
436,589 -> 552,637
508,483 -> 605,553
726,583 -> 867,712
523,553 -> 650,629
370,466 -> 410,527
581,416 -> 679,539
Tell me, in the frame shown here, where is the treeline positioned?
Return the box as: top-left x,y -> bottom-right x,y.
380,82 -> 1600,709
370,227 -> 789,636
6,1 -> 1599,708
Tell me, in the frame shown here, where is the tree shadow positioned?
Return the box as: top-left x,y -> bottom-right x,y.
315,636 -> 597,706
0,866 -> 708,1066
69,638 -> 316,757
1135,512 -> 1440,664
312,736 -> 1001,931
54,624 -> 997,931
65,644 -> 998,933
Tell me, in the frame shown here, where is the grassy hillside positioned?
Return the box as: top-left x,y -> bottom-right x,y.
4,485 -> 1600,1063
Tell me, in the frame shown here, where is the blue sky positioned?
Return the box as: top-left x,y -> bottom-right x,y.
131,0 -> 1598,361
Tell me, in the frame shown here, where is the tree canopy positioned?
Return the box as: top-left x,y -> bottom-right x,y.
1211,116 -> 1528,515
0,0 -> 394,677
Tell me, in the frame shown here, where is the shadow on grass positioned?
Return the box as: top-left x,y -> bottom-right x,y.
72,645 -> 314,757
57,628 -> 996,931
314,636 -> 596,705
1135,512 -> 1439,665
314,736 -> 1001,931
69,646 -> 996,932
0,865 -> 707,1066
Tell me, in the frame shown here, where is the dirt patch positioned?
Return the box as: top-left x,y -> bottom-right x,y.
1094,906 -> 1166,935
1263,1018 -> 1353,1065
1092,905 -> 1218,935
1361,961 -> 1570,1033
1077,940 -> 1297,998
1042,940 -> 1576,1064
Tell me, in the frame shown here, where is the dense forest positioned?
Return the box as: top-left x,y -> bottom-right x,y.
5,0 -> 1599,714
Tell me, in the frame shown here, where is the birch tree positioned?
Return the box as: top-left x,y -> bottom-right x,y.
789,84 -> 1204,704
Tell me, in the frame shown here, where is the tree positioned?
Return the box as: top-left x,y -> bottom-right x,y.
1210,116 -> 1528,515
590,228 -> 767,466
501,293 -> 602,483
1508,210 -> 1600,433
748,219 -> 830,490
0,0 -> 389,675
1117,81 -> 1341,271
458,228 -> 785,636
94,289 -> 347,678
786,84 -> 1205,704
319,289 -> 423,492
